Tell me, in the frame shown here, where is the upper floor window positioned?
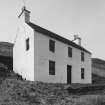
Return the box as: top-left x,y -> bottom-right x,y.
49,60 -> 55,75
81,52 -> 84,61
26,38 -> 29,51
68,47 -> 72,57
49,39 -> 55,52
81,68 -> 85,79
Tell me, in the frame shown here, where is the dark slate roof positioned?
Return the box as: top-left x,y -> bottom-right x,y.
27,22 -> 91,54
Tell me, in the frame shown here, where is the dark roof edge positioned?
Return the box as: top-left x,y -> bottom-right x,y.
27,22 -> 91,54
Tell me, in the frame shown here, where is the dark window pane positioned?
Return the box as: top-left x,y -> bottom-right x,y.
49,60 -> 55,75
49,40 -> 55,52
81,68 -> 85,79
26,38 -> 29,51
81,52 -> 84,61
68,47 -> 72,57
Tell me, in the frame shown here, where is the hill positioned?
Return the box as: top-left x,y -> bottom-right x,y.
92,58 -> 105,70
0,42 -> 13,57
0,42 -> 13,70
0,77 -> 105,105
92,58 -> 105,82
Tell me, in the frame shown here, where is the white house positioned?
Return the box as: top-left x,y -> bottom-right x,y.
13,7 -> 92,84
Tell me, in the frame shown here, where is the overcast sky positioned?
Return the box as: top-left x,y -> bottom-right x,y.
0,0 -> 105,59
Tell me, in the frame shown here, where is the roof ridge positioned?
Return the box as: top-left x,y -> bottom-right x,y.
27,22 -> 91,54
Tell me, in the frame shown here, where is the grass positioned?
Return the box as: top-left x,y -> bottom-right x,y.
0,78 -> 105,105
0,69 -> 105,105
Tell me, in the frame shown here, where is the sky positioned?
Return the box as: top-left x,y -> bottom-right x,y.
0,0 -> 105,59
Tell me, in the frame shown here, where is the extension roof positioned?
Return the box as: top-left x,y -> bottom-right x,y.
27,22 -> 91,54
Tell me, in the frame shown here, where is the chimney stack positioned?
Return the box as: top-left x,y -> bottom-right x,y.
78,37 -> 81,46
18,6 -> 30,23
72,35 -> 82,46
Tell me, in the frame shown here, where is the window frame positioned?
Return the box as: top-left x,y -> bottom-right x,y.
49,39 -> 55,53
68,47 -> 72,57
26,38 -> 29,51
81,52 -> 84,61
81,68 -> 85,79
49,60 -> 55,75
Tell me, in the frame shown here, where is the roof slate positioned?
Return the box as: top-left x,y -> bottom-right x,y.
27,22 -> 91,54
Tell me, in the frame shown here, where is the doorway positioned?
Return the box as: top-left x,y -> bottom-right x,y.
67,65 -> 72,84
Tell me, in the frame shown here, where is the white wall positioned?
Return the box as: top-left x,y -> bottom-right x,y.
13,19 -> 34,81
34,31 -> 92,83
13,9 -> 91,83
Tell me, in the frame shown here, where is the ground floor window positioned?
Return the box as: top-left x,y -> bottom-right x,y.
49,60 -> 55,75
81,68 -> 85,79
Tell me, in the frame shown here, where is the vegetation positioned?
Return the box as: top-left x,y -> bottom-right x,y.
0,70 -> 104,105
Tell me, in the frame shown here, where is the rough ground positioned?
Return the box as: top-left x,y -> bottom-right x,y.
0,68 -> 104,105
0,72 -> 105,105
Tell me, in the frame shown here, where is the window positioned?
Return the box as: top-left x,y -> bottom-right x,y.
81,68 -> 85,79
49,39 -> 55,52
26,38 -> 29,51
81,52 -> 84,61
49,60 -> 55,75
68,47 -> 72,57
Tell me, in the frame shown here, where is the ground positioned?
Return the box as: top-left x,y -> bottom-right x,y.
0,72 -> 105,105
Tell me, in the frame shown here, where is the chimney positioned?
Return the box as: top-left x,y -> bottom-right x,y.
72,35 -> 82,46
18,6 -> 30,23
78,37 -> 81,46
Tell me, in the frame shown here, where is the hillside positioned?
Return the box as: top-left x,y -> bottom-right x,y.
0,42 -> 13,70
92,58 -> 105,70
0,77 -> 105,105
0,42 -> 13,57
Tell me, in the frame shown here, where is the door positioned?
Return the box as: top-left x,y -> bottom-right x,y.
67,65 -> 72,84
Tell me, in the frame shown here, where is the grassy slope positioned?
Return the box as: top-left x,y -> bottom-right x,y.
0,42 -> 13,57
0,77 -> 105,105
92,73 -> 105,84
0,69 -> 104,105
0,69 -> 102,105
